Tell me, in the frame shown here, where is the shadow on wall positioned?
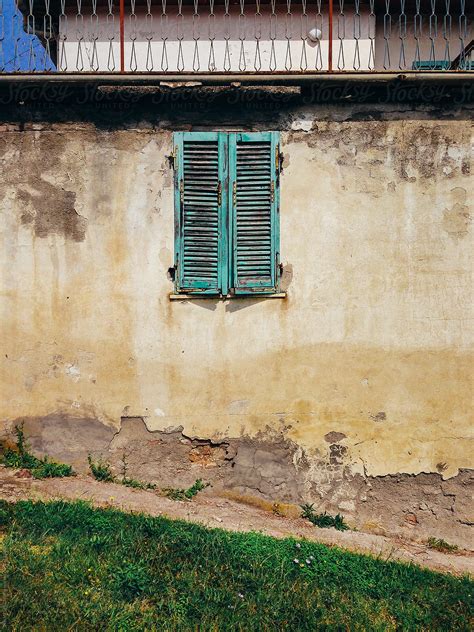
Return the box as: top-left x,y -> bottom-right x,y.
169,264 -> 293,312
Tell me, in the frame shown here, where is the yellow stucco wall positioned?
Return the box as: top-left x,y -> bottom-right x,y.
1,113 -> 473,482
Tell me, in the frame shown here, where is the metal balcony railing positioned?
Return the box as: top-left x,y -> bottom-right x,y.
0,0 -> 472,74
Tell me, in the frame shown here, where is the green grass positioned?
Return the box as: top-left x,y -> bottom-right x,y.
1,500 -> 472,631
1,424 -> 74,479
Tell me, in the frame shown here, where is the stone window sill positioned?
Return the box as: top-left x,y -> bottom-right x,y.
169,292 -> 286,301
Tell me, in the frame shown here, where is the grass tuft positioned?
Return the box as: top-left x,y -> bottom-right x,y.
427,537 -> 459,553
88,454 -> 158,490
121,477 -> 157,491
87,455 -> 115,482
164,479 -> 210,501
301,503 -> 349,531
1,424 -> 74,479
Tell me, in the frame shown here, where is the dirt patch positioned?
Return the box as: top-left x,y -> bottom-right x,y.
0,465 -> 472,577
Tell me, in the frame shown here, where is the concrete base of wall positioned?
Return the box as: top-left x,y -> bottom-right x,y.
3,415 -> 472,550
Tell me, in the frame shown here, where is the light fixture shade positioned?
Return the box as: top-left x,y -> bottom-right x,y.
308,27 -> 322,42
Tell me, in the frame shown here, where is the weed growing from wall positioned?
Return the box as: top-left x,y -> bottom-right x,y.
87,455 -> 115,483
164,479 -> 210,501
427,537 -> 459,553
1,424 -> 74,479
88,452 -> 206,499
300,504 -> 349,531
119,451 -> 156,490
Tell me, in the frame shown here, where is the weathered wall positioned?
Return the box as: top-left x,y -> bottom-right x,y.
1,89 -> 473,547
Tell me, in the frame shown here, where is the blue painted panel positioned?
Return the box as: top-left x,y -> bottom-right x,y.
0,0 -> 56,71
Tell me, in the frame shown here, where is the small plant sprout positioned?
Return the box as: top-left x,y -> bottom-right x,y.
427,537 -> 459,553
164,479 -> 210,501
87,455 -> 115,482
122,477 -> 157,490
300,504 -> 349,531
116,451 -> 156,490
1,423 -> 74,479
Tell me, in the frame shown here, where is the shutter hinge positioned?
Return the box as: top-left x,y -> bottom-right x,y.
171,145 -> 178,170
217,181 -> 222,205
271,181 -> 275,203
277,253 -> 283,277
232,181 -> 237,206
175,258 -> 179,289
275,144 -> 284,175
180,179 -> 184,204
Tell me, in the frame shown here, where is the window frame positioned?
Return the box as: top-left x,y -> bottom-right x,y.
173,131 -> 281,298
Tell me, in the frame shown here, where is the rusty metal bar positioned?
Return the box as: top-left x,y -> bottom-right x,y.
328,0 -> 334,72
119,0 -> 125,72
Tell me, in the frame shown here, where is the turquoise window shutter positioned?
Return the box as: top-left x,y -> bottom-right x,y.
174,132 -> 228,294
229,132 -> 280,294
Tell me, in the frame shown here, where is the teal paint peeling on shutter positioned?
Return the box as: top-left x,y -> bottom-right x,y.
174,132 -> 228,294
229,131 -> 280,294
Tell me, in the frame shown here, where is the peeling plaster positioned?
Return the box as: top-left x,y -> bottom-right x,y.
2,414 -> 473,549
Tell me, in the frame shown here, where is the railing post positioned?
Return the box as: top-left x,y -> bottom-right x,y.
328,0 -> 333,72
120,0 -> 125,72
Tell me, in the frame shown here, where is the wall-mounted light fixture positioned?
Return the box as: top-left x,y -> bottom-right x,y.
307,28 -> 323,42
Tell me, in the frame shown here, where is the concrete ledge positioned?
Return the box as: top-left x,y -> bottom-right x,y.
0,71 -> 472,86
